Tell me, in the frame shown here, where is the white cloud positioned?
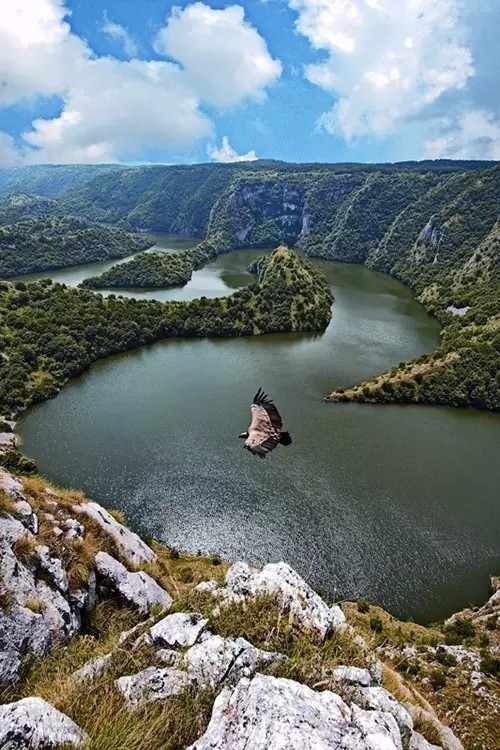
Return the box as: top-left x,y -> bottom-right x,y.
0,0 -> 280,163
0,132 -> 21,167
0,0 -> 88,106
289,0 -> 474,140
207,136 -> 258,163
154,3 -> 282,108
101,13 -> 138,58
23,58 -> 213,164
424,109 -> 500,160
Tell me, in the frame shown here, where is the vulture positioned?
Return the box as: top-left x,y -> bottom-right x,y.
239,388 -> 292,458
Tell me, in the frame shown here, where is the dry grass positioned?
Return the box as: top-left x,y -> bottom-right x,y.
0,490 -> 16,516
13,534 -> 38,565
11,598 -> 215,750
344,602 -> 442,649
23,596 -> 45,614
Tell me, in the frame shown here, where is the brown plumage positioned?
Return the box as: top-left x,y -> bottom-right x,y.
239,388 -> 292,458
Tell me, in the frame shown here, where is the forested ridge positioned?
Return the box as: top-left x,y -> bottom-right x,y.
0,214 -> 155,277
0,247 -> 331,425
0,160 -> 498,411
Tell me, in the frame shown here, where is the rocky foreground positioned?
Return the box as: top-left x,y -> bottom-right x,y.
0,468 -> 498,750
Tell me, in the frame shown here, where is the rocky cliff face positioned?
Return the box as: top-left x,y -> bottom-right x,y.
2,468 -> 498,750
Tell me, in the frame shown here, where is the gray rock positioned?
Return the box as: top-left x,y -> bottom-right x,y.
63,518 -> 85,537
131,632 -> 153,650
194,580 -> 220,594
150,612 -> 208,648
409,731 -> 441,750
73,653 -> 112,684
12,500 -> 38,534
0,469 -> 25,501
116,666 -> 191,708
0,604 -> 52,687
355,686 -> 413,749
35,546 -> 68,594
328,665 -> 372,687
224,561 -> 346,639
0,697 -> 88,748
188,674 -> 404,750
95,551 -> 172,615
184,634 -> 285,689
73,502 -> 156,565
118,618 -> 154,645
155,648 -> 181,667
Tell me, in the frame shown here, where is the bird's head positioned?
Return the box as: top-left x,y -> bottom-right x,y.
238,431 -> 249,439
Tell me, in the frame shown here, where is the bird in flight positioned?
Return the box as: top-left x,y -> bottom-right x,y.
239,388 -> 292,458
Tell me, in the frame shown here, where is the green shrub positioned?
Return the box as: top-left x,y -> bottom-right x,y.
369,613 -> 383,632
357,599 -> 370,614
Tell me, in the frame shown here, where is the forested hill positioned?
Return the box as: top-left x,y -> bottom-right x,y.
1,160 -> 499,410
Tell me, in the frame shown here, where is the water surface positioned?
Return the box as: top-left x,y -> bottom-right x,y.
17,251 -> 500,622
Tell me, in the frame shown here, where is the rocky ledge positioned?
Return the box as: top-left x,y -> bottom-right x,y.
0,468 -> 497,749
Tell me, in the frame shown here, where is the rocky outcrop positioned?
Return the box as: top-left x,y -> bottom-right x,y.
0,469 -> 168,689
116,666 -> 190,708
0,697 -> 88,748
354,686 -> 413,748
149,612 -> 208,648
184,634 -> 285,689
72,501 -> 156,566
203,561 -> 345,639
95,551 -> 172,615
188,674 -> 405,750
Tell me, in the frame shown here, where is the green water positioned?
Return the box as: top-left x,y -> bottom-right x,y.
17,250 -> 500,622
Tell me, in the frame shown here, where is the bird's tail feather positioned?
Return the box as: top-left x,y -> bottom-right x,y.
279,431 -> 292,446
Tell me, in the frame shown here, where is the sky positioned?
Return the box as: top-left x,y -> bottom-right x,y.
1,0 -> 499,166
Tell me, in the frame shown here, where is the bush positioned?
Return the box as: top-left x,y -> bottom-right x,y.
169,547 -> 180,560
211,554 -> 222,566
357,598 -> 370,614
443,617 -> 476,645
369,613 -> 383,632
428,668 -> 446,691
480,652 -> 500,678
435,647 -> 457,667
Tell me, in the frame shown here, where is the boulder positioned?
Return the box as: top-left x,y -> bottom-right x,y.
0,604 -> 52,687
0,697 -> 88,748
73,653 -> 113,684
150,612 -> 208,648
224,561 -> 346,639
116,666 -> 191,708
354,686 -> 413,749
95,551 -> 172,615
184,634 -> 285,688
73,502 -> 156,565
327,665 -> 372,687
187,674 -> 404,750
36,545 -> 68,594
12,499 -> 38,534
0,469 -> 25,501
409,731 -> 441,750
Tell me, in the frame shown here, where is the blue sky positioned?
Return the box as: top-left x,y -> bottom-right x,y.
1,0 -> 499,166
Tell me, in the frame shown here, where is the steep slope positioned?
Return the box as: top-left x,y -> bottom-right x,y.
326,168 -> 500,410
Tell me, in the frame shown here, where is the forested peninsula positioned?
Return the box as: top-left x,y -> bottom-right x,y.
0,247 -> 331,429
0,160 -> 499,411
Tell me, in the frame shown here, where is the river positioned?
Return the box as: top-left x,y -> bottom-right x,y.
16,242 -> 500,623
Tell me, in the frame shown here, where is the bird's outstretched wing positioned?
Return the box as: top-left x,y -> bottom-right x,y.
245,388 -> 282,457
